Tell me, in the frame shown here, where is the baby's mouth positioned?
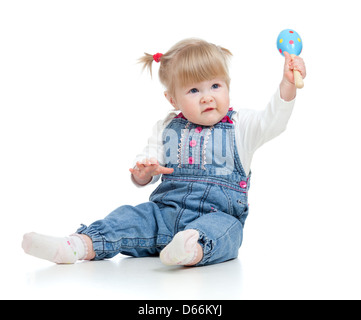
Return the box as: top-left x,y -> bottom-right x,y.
203,108 -> 215,113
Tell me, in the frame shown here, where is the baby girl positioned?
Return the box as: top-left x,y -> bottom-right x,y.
22,38 -> 306,266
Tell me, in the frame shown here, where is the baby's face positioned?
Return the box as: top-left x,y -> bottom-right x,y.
170,78 -> 230,126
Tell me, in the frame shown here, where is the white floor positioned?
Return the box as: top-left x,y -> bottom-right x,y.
3,227 -> 361,300
4,252 -> 245,300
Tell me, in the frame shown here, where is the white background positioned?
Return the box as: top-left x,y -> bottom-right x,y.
1,0 -> 361,299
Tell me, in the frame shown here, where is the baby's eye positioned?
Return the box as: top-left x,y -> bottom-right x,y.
189,88 -> 199,94
212,83 -> 220,89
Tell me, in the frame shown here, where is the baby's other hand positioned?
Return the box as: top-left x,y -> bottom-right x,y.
283,51 -> 306,85
129,158 -> 174,186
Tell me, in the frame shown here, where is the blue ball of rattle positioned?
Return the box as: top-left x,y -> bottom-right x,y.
277,29 -> 302,56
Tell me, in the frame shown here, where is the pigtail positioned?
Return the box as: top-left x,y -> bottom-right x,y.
138,52 -> 163,78
138,53 -> 155,77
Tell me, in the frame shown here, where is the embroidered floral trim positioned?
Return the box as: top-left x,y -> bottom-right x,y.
201,125 -> 214,170
178,122 -> 190,168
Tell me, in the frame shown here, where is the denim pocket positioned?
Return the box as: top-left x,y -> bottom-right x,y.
221,186 -> 249,223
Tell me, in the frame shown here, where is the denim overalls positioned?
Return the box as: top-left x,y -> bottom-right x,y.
77,109 -> 251,266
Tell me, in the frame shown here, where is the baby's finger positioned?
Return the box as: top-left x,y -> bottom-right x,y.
136,161 -> 145,169
140,158 -> 157,167
163,167 -> 174,175
157,166 -> 174,175
130,167 -> 141,175
292,57 -> 306,78
149,157 -> 158,165
139,159 -> 150,166
283,51 -> 294,67
283,51 -> 292,61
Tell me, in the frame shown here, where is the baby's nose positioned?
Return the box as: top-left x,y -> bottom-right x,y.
201,96 -> 214,104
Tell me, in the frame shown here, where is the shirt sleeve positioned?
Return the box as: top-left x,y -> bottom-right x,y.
131,111 -> 176,187
233,87 -> 296,174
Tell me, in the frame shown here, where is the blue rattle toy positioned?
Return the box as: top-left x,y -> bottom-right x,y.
277,29 -> 304,89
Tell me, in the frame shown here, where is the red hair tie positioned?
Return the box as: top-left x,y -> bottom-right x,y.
153,53 -> 163,63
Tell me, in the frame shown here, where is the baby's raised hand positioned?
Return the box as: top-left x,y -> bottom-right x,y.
283,51 -> 306,85
129,158 -> 174,186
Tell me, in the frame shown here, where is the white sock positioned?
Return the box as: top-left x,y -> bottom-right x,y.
22,232 -> 87,264
160,229 -> 199,266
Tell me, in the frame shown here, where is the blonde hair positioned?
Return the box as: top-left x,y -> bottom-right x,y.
139,38 -> 232,96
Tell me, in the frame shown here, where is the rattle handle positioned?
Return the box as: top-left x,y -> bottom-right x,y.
290,54 -> 304,89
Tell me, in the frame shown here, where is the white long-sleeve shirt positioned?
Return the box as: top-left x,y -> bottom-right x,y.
132,88 -> 295,186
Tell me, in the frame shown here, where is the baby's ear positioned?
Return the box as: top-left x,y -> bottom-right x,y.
164,91 -> 179,110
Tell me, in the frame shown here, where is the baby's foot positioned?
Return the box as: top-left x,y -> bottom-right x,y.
22,232 -> 87,264
160,229 -> 199,266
